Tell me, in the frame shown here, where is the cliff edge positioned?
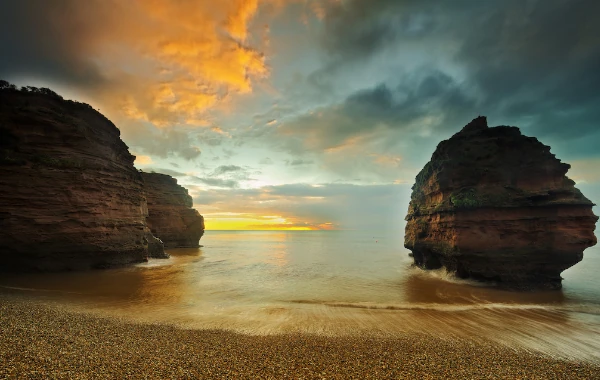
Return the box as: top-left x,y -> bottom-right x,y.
404,116 -> 598,290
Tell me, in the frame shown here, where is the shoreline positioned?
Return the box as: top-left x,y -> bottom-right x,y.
1,295 -> 598,379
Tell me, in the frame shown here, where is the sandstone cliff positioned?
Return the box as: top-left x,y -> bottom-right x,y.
141,172 -> 205,248
0,84 -> 166,271
404,116 -> 598,290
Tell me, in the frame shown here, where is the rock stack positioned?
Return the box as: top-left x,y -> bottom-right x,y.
404,116 -> 597,289
142,172 -> 205,248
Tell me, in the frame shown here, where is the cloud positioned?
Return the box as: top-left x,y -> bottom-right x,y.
0,0 -> 278,126
285,159 -> 313,166
316,0 -> 600,145
139,166 -> 247,188
191,182 -> 412,230
222,148 -> 236,158
3,0 -> 597,230
319,0 -> 447,60
212,165 -> 244,176
247,70 -> 472,183
370,154 -> 402,167
238,0 -> 600,184
0,1 -> 108,87
180,146 -> 202,160
189,177 -> 240,189
181,164 -> 258,189
276,69 -> 475,153
138,163 -> 262,189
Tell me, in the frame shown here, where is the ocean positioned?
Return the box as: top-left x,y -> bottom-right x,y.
2,230 -> 600,362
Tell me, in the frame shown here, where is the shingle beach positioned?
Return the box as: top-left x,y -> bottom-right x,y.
1,295 -> 598,379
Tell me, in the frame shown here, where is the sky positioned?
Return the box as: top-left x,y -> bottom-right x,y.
1,0 -> 599,231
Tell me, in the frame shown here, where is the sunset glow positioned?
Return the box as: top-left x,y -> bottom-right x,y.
202,212 -> 316,230
2,0 -> 598,230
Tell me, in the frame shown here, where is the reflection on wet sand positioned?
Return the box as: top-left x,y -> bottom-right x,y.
0,248 -> 203,306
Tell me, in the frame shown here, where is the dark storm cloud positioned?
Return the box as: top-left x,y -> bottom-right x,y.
321,0 -> 445,59
278,68 -> 475,152
0,1 -> 107,86
344,71 -> 473,125
456,0 -> 600,142
317,0 -> 600,150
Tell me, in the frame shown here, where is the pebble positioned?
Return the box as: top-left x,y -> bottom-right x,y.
0,295 -> 598,379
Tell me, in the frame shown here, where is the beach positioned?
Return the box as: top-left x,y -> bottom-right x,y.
1,295 -> 598,379
2,232 -> 600,378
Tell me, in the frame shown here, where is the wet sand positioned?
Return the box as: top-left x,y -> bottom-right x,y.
1,296 -> 598,379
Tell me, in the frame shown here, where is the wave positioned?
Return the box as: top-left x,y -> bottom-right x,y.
288,299 -> 600,315
406,266 -> 493,287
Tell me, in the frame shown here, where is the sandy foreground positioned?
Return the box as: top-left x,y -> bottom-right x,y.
0,295 -> 598,379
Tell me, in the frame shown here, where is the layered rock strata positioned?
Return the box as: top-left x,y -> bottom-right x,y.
141,172 -> 205,248
0,85 -> 166,271
404,116 -> 597,290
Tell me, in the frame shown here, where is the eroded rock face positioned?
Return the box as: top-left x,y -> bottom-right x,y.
0,86 -> 165,271
404,116 -> 598,290
141,172 -> 205,248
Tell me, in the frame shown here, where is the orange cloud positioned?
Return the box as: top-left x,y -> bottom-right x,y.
226,0 -> 260,42
46,0 -> 293,127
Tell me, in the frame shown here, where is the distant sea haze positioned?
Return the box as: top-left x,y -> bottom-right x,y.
2,230 -> 600,363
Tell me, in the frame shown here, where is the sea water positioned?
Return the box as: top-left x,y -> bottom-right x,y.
2,230 -> 600,362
